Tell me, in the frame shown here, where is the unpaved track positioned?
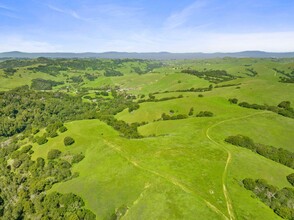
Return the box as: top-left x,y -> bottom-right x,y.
104,140 -> 229,219
205,111 -> 269,220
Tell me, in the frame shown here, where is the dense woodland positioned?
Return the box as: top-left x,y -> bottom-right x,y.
0,86 -> 96,137
0,138 -> 95,219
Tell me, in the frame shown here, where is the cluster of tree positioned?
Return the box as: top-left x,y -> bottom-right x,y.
161,113 -> 188,120
138,94 -> 183,103
0,86 -> 96,137
214,83 -> 241,88
95,91 -> 109,96
104,69 -> 123,77
0,59 -> 40,69
225,135 -> 294,169
96,90 -> 136,115
64,136 -> 75,146
45,122 -> 67,138
175,85 -> 213,93
228,98 -> 238,104
69,75 -> 84,83
98,115 -> 144,138
132,62 -> 163,74
245,68 -> 258,77
84,73 -> 98,81
181,69 -> 238,83
242,178 -> 294,219
128,103 -> 140,112
93,90 -> 146,138
237,100 -> 294,119
30,122 -> 68,145
31,78 -> 64,90
28,64 -> 68,76
287,173 -> 294,186
3,68 -> 17,77
0,137 -> 95,219
1,84 -> 146,139
273,68 -> 294,83
196,111 -> 214,117
33,136 -> 48,145
188,107 -> 194,116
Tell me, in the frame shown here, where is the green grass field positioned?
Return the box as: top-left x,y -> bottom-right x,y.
2,57 -> 294,219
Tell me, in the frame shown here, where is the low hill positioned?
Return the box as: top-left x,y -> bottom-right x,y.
1,51 -> 294,59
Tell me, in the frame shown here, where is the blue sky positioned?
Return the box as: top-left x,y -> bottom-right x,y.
0,0 -> 293,52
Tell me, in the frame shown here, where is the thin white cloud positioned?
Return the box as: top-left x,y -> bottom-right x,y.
46,4 -> 91,22
81,30 -> 294,53
0,4 -> 14,11
165,0 -> 208,30
93,4 -> 143,17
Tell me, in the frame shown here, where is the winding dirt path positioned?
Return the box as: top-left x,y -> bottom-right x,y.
103,140 -> 229,219
205,111 -> 269,220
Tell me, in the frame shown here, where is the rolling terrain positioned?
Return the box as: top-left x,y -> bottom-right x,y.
0,57 -> 293,219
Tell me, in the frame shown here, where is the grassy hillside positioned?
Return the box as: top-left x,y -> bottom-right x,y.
1,57 -> 293,219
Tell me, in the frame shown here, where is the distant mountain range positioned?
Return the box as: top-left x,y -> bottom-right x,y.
1,51 -> 294,60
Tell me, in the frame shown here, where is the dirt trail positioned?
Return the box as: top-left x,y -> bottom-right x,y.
103,140 -> 229,220
205,111 -> 269,220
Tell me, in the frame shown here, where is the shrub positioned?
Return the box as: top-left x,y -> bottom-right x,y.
64,136 -> 75,146
21,145 -> 33,154
47,149 -> 62,160
72,154 -> 85,164
225,135 -> 255,150
242,178 -> 255,190
48,131 -> 58,138
286,173 -> 294,186
36,136 -> 48,145
228,98 -> 238,104
59,126 -> 68,133
188,107 -> 194,116
196,111 -> 213,117
278,101 -> 291,109
13,159 -> 22,168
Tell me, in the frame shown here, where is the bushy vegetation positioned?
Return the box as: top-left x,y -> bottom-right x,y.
242,178 -> 294,219
225,135 -> 294,168
228,98 -> 238,104
99,115 -> 144,138
181,69 -> 238,83
70,75 -> 84,83
236,100 -> 294,119
0,139 -> 95,219
286,173 -> 294,186
64,136 -> 75,146
47,149 -> 62,160
161,113 -> 188,120
215,83 -> 241,88
35,136 -> 48,145
245,68 -> 258,77
132,62 -> 163,74
138,95 -> 183,103
196,111 -> 214,117
31,78 -> 64,90
3,68 -> 17,77
104,69 -> 123,77
273,68 -> 294,83
28,64 -> 68,76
